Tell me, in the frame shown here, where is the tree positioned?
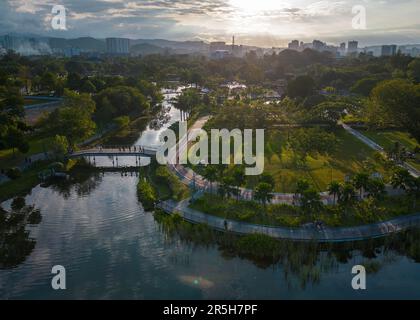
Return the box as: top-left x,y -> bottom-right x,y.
287,75 -> 315,98
391,168 -> 413,191
328,181 -> 341,205
232,166 -> 245,200
254,182 -> 273,207
44,90 -> 96,146
113,116 -> 130,129
366,178 -> 386,201
202,165 -> 218,194
95,86 -> 149,123
408,58 -> 420,83
259,172 -> 275,189
218,176 -> 236,200
50,135 -> 69,159
312,102 -> 348,126
80,79 -> 96,94
300,188 -> 323,217
369,79 -> 420,142
289,128 -> 337,164
5,126 -> 27,156
338,183 -> 357,214
40,72 -> 57,92
350,77 -> 381,96
352,172 -> 370,199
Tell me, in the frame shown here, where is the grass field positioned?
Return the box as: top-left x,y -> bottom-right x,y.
189,127 -> 388,193
254,128 -> 387,193
362,130 -> 420,171
0,135 -> 53,168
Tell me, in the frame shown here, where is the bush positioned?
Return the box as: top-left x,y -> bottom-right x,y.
6,167 -> 22,180
137,179 -> 157,211
155,166 -> 189,200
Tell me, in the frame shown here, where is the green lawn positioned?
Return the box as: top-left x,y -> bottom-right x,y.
0,135 -> 53,168
257,128 -> 387,193
362,130 -> 420,171
189,127 -> 388,193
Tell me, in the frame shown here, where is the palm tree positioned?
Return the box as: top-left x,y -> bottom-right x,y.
328,181 -> 341,205
293,179 -> 310,205
352,172 -> 370,200
366,178 -> 386,201
202,165 -> 217,194
338,183 -> 357,215
300,188 -> 323,218
254,182 -> 273,207
391,168 -> 414,191
232,166 -> 245,200
259,172 -> 275,189
218,176 -> 236,200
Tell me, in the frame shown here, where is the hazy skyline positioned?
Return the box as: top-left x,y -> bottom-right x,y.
2,0 -> 420,47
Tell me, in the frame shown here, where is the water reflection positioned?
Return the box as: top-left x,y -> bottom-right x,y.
154,211 -> 420,291
0,197 -> 42,269
44,168 -> 103,199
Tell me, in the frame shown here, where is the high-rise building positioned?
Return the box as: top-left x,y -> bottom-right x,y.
288,40 -> 299,50
3,35 -> 18,51
106,38 -> 130,55
381,45 -> 397,56
312,40 -> 326,51
348,41 -> 358,54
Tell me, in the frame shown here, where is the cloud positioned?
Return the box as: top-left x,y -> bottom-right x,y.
0,0 -> 419,46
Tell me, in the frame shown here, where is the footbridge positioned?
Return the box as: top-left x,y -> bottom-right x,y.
69,145 -> 160,158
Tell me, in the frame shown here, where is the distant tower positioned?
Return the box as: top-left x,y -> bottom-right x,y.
232,36 -> 235,50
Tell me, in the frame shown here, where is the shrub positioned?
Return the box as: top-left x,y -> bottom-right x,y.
137,179 -> 157,211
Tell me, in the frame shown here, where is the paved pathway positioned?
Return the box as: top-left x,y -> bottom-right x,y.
157,198 -> 420,242
341,122 -> 419,178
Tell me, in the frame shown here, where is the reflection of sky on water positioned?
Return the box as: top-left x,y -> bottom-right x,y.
1,173 -> 420,299
88,92 -> 181,168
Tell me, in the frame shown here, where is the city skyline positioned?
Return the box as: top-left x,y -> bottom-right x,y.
1,0 -> 420,48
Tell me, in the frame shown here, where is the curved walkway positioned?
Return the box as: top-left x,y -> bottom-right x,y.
157,199 -> 420,242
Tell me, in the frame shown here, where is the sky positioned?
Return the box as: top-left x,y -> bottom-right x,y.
1,0 -> 420,47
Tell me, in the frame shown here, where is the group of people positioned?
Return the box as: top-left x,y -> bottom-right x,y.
97,146 -> 147,153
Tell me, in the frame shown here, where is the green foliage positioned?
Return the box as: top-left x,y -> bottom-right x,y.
113,116 -> 130,129
42,90 -> 96,146
368,79 -> 420,142
95,86 -> 150,123
137,179 -> 157,211
288,127 -> 337,163
50,135 -> 69,159
254,182 -> 274,206
287,75 -> 315,98
155,166 -> 189,201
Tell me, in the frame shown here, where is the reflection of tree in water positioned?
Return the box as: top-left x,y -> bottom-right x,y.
148,106 -> 171,131
45,169 -> 103,199
154,211 -> 420,290
0,197 -> 42,269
